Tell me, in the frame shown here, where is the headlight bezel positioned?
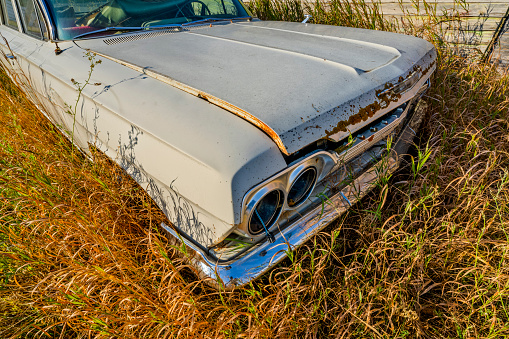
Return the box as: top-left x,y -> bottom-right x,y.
245,183 -> 286,235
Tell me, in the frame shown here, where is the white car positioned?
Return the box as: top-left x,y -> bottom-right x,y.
0,0 -> 436,287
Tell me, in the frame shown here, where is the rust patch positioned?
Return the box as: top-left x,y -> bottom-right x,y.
303,125 -> 321,132
421,60 -> 436,77
325,59 -> 435,138
93,51 -> 290,156
325,84 -> 400,137
408,59 -> 436,79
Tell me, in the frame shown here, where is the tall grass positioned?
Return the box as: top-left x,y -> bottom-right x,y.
247,0 -> 486,57
2,1 -> 509,338
248,0 -> 394,30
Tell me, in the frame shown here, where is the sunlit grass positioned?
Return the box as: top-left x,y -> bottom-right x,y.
2,0 -> 509,337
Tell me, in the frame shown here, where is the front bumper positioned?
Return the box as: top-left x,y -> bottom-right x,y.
162,99 -> 427,288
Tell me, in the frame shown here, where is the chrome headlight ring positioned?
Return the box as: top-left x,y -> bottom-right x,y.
244,182 -> 286,236
238,151 -> 337,237
286,165 -> 318,210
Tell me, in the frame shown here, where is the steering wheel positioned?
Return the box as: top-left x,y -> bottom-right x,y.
75,4 -> 108,26
176,0 -> 211,18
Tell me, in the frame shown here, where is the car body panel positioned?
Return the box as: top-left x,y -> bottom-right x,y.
0,25 -> 288,246
169,99 -> 429,287
74,21 -> 435,155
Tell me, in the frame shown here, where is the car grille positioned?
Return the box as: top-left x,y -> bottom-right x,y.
277,99 -> 417,228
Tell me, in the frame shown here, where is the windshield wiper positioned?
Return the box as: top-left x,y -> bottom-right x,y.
72,25 -> 183,40
183,16 -> 252,26
73,27 -> 146,40
72,16 -> 251,40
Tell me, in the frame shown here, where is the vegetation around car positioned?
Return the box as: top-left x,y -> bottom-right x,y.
0,0 -> 437,287
2,0 -> 509,338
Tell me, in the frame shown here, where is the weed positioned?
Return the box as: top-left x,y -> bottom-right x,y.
67,51 -> 102,153
2,0 -> 509,338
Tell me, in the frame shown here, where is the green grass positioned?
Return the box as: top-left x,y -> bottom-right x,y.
2,0 -> 509,337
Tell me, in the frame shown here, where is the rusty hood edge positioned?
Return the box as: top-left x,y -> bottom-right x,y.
92,51 -> 290,156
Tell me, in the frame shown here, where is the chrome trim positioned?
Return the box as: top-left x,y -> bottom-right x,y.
103,28 -> 180,45
246,186 -> 285,235
0,0 -> 4,25
8,0 -> 23,33
165,99 -> 427,288
377,70 -> 419,98
72,26 -> 181,41
237,151 -> 336,237
333,105 -> 407,168
301,14 -> 312,24
286,166 -> 317,209
34,0 -> 56,40
181,16 -> 252,26
33,0 -> 47,40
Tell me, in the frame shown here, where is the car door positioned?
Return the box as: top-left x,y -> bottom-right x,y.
0,0 -> 92,151
0,0 -> 23,75
0,0 -> 47,95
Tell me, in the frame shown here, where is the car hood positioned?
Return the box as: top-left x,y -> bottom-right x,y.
75,21 -> 436,155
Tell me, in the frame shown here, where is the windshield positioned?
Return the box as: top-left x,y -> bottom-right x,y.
46,0 -> 251,40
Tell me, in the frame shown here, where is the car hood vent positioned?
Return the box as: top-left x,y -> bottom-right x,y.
103,23 -> 224,45
104,28 -> 180,45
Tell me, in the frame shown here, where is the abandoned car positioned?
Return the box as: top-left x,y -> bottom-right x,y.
0,0 -> 436,287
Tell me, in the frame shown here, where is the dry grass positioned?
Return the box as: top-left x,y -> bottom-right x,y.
2,1 -> 509,338
247,0 -> 394,30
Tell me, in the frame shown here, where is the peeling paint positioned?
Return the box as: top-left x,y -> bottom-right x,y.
324,86 -> 400,137
324,60 -> 435,138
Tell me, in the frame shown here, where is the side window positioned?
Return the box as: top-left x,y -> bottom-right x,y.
18,0 -> 42,38
196,0 -> 239,16
1,0 -> 19,29
222,0 -> 240,16
36,4 -> 48,39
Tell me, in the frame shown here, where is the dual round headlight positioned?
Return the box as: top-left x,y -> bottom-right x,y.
248,189 -> 284,234
248,167 -> 318,235
287,167 -> 317,208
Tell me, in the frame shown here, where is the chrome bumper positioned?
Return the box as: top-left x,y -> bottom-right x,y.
162,101 -> 426,288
